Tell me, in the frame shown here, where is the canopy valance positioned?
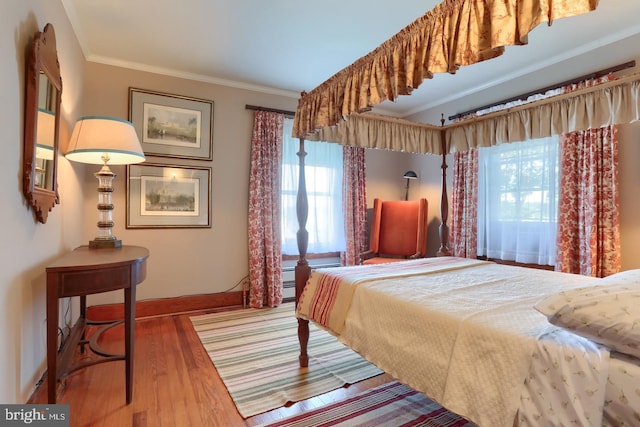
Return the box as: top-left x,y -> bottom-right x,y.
301,72 -> 640,155
308,113 -> 444,154
446,72 -> 640,152
293,0 -> 599,139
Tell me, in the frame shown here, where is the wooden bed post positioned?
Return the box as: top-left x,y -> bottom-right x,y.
437,116 -> 451,256
294,136 -> 311,368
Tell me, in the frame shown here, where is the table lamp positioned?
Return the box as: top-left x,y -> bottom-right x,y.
66,116 -> 145,248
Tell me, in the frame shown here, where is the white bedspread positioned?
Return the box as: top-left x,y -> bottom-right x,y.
297,257 -> 485,335
300,258 -> 609,426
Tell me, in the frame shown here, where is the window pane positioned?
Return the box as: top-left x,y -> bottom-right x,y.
280,118 -> 345,254
477,136 -> 559,265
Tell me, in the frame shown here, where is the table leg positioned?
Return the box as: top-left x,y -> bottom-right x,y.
46,285 -> 58,403
124,284 -> 136,404
79,295 -> 86,353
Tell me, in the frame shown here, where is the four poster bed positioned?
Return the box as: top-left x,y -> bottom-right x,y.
288,1 -> 640,426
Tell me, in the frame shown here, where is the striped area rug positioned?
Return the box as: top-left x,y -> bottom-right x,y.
261,381 -> 475,427
190,303 -> 383,418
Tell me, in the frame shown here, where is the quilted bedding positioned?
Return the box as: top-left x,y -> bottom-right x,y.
296,257 -> 614,426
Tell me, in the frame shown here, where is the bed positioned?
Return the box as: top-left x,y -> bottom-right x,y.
295,257 -> 640,426
288,0 -> 640,425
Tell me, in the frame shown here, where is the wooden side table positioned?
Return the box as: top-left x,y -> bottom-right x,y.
46,245 -> 149,404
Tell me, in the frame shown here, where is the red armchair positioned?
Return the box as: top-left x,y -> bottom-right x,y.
360,198 -> 429,264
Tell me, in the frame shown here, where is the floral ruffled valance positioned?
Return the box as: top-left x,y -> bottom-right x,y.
445,73 -> 640,152
293,0 -> 599,139
308,113 -> 445,154
302,72 -> 640,155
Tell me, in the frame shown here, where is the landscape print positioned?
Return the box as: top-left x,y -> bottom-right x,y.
142,102 -> 202,148
140,175 -> 199,216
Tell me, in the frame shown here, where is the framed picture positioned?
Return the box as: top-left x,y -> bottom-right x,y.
129,88 -> 214,160
126,163 -> 212,228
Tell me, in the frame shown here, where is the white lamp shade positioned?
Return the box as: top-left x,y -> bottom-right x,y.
36,108 -> 55,160
66,116 -> 145,165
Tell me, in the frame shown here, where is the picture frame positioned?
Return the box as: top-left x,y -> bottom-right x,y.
126,163 -> 212,228
129,88 -> 214,160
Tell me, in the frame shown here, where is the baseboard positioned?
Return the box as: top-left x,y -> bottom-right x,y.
86,291 -> 244,322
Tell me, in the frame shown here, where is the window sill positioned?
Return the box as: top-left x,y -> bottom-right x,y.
478,256 -> 554,271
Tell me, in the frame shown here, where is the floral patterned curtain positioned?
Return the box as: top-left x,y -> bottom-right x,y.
450,148 -> 478,258
341,146 -> 367,266
248,111 -> 284,307
555,125 -> 620,277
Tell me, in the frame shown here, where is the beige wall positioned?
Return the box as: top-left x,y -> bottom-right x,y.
0,17 -> 409,401
5,0 -> 639,407
78,65 -> 288,305
2,0 -> 86,404
80,63 -> 416,307
1,4 -> 411,400
618,123 -> 640,270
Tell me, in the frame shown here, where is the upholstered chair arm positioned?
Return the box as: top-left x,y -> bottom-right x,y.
359,249 -> 376,264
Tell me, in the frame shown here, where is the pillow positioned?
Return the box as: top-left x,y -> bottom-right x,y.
534,269 -> 640,359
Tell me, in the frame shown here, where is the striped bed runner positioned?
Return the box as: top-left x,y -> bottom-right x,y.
190,303 -> 383,418
261,381 -> 475,427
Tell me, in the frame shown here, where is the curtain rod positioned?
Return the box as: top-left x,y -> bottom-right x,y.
245,104 -> 295,118
448,60 -> 636,121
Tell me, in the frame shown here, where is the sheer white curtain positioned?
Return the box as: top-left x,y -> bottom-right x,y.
477,136 -> 559,265
281,118 -> 345,255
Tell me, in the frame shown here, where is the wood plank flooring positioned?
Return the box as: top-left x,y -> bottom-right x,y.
29,311 -> 392,426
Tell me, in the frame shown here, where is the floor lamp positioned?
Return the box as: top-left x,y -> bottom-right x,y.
403,170 -> 417,200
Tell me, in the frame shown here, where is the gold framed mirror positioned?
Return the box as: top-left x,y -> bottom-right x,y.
23,23 -> 62,223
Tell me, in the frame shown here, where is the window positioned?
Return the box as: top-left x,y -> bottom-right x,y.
280,118 -> 345,255
477,135 -> 559,265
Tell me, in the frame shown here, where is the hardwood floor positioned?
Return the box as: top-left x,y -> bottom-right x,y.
29,310 -> 392,427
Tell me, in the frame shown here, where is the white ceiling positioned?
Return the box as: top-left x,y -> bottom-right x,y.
61,0 -> 640,119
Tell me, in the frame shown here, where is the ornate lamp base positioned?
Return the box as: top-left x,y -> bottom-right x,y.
89,238 -> 122,249
90,160 -> 122,250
